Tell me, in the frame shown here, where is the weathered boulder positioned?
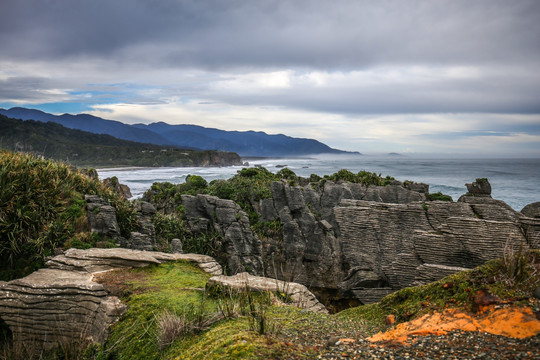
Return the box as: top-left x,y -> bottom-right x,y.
522,202 -> 540,218
0,248 -> 222,349
181,194 -> 263,275
85,195 -> 121,239
0,268 -> 126,349
103,177 -> 132,199
207,272 -> 328,313
465,178 -> 492,196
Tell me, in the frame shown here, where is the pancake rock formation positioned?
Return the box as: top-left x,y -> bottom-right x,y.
0,248 -> 222,349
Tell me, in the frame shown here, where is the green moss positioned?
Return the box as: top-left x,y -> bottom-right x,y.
339,250 -> 540,330
105,261 -> 216,360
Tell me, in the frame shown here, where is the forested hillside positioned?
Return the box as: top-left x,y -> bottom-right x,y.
0,115 -> 242,167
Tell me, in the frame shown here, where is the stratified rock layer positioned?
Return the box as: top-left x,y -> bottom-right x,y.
148,178 -> 540,309
0,248 -> 222,349
181,194 -> 264,274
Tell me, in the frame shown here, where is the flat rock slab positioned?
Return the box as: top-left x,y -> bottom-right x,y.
207,272 -> 328,313
47,248 -> 222,275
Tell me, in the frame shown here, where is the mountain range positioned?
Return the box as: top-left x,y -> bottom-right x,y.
0,107 -> 353,157
0,114 -> 241,168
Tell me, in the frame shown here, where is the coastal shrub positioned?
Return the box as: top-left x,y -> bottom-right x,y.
0,150 -> 137,280
324,169 -> 394,186
276,168 -> 296,180
427,191 -> 453,202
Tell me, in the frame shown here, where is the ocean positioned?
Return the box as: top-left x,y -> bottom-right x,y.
97,155 -> 540,211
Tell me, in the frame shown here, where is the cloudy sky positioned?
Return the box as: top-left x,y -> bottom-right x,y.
1,0 -> 539,156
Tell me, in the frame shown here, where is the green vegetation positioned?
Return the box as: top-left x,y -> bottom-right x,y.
322,169 -> 395,186
146,167 -> 395,228
426,191 -> 453,202
1,245 -> 537,359
0,115 -> 241,168
101,261 -> 300,360
339,250 -> 540,326
0,150 -> 137,280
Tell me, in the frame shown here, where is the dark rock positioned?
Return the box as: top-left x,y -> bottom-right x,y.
404,181 -> 430,194
465,178 -> 492,196
85,195 -> 121,239
181,194 -> 263,275
103,177 -> 132,199
521,202 -> 540,218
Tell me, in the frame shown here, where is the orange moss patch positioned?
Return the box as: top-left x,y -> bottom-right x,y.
368,305 -> 540,344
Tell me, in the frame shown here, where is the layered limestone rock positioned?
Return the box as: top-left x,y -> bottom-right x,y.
85,194 -> 159,251
85,195 -> 121,240
145,177 -> 539,309
0,248 -> 222,349
181,194 -> 264,275
46,248 -> 223,275
0,269 -> 125,349
207,272 -> 328,313
334,197 -> 538,304
257,180 -> 430,308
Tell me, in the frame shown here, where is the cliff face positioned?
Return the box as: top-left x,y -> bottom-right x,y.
176,179 -> 539,310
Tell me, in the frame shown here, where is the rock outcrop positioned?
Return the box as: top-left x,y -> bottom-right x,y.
103,176 -> 132,199
0,248 -> 222,349
334,198 -> 535,304
85,194 -> 159,251
522,202 -> 540,218
0,269 -> 125,349
46,248 -> 222,275
85,195 -> 122,240
147,177 -> 540,310
207,272 -> 328,313
181,194 -> 264,275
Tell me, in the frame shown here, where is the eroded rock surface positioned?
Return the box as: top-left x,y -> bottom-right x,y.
147,178 -> 539,309
85,195 -> 121,240
181,194 -> 264,275
0,248 -> 222,349
0,268 -> 125,349
47,248 -> 222,275
207,272 -> 328,313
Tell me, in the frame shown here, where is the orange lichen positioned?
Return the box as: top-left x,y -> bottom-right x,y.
368,305 -> 540,344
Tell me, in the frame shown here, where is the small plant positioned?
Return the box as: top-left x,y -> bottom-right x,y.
500,240 -> 534,285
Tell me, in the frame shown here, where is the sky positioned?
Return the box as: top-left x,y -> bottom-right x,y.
1,0 -> 539,157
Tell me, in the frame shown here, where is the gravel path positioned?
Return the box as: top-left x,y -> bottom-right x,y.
276,314 -> 540,359
318,331 -> 540,359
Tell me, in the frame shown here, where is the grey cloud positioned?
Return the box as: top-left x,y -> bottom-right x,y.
208,67 -> 540,115
1,0 -> 539,70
